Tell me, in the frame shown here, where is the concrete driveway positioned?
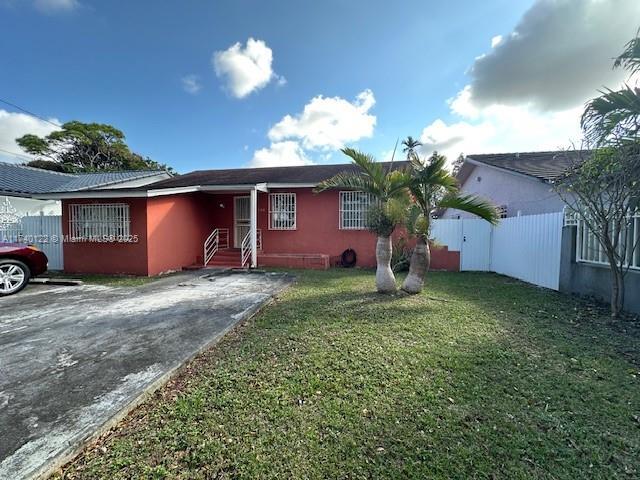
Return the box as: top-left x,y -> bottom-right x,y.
0,270 -> 292,479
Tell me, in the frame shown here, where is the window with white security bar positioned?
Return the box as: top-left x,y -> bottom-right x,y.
575,212 -> 640,271
340,191 -> 375,230
69,203 -> 130,240
269,193 -> 296,230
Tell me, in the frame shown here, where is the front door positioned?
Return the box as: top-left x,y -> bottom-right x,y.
234,196 -> 250,248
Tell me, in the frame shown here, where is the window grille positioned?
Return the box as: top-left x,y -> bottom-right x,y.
575,212 -> 640,270
563,206 -> 579,226
269,193 -> 296,230
69,203 -> 130,240
340,191 -> 375,230
497,205 -> 508,219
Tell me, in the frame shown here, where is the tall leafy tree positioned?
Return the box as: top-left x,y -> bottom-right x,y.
555,146 -> 640,318
402,153 -> 499,294
401,136 -> 422,160
557,31 -> 640,318
315,148 -> 411,293
16,121 -> 172,173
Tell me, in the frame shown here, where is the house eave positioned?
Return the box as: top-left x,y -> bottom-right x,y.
34,182 -> 321,200
465,157 -> 549,184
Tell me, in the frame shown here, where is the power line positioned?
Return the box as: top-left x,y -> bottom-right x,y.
0,98 -> 62,128
0,147 -> 36,162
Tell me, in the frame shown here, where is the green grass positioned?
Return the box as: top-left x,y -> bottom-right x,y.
55,270 -> 640,479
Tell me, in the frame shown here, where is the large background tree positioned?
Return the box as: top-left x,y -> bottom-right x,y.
16,121 -> 172,173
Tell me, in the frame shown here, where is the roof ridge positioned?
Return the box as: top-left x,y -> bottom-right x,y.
467,149 -> 586,157
74,169 -> 166,176
189,160 -> 408,174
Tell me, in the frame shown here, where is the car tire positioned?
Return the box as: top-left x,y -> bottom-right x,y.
0,259 -> 31,296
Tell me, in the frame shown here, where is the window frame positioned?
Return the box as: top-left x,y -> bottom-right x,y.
68,203 -> 131,241
268,193 -> 297,230
339,191 -> 375,230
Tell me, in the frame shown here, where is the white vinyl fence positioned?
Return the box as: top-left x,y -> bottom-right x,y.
432,212 -> 564,290
22,215 -> 64,270
1,215 -> 64,270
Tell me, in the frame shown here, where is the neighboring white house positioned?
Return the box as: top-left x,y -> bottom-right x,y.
442,151 -> 578,219
0,161 -> 171,217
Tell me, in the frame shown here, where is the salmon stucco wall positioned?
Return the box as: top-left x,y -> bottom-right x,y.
146,194 -> 211,276
62,198 -> 149,275
256,188 -> 399,268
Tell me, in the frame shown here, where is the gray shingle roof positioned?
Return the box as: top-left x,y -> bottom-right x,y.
0,161 -> 167,196
49,171 -> 167,192
143,161 -> 411,190
465,151 -> 584,182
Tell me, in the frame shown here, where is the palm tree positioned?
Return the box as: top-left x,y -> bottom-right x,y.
315,148 -> 411,293
401,136 -> 422,160
401,153 -> 499,294
582,32 -> 640,143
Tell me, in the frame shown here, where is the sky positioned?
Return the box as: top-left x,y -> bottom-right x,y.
0,0 -> 639,173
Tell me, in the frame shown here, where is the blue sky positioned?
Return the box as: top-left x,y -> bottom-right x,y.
1,0 -> 638,173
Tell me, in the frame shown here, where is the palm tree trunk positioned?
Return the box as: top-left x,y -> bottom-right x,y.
375,235 -> 397,293
401,237 -> 430,294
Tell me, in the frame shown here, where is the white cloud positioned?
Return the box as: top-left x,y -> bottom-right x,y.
419,99 -> 582,161
417,0 -> 640,163
466,0 -> 640,111
249,141 -> 312,168
268,89 -> 376,150
0,110 -> 60,163
213,38 -> 279,99
34,0 -> 78,12
181,74 -> 202,94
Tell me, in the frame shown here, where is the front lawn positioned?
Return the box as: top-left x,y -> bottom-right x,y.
56,270 -> 640,479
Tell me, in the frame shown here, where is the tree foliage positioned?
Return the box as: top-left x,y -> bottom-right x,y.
401,136 -> 422,160
582,32 -> 640,143
314,147 -> 412,236
405,152 -> 498,240
556,144 -> 640,317
16,121 -> 172,173
561,30 -> 640,318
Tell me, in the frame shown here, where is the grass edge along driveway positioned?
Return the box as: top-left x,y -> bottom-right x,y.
55,270 -> 640,479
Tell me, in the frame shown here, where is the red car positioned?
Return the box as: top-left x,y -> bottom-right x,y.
0,243 -> 48,296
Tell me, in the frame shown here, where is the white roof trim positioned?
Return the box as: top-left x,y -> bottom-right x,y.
33,181 -> 322,200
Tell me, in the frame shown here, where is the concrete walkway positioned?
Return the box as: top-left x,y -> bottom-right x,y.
0,271 -> 291,479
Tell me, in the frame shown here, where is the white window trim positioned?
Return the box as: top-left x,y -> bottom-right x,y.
69,203 -> 131,241
268,193 -> 296,230
339,191 -> 375,230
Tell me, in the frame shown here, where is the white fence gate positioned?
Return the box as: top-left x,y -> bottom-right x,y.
461,220 -> 492,271
2,215 -> 64,271
21,215 -> 64,270
431,212 -> 564,290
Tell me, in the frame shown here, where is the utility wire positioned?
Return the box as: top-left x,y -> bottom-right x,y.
0,147 -> 35,162
0,97 -> 62,128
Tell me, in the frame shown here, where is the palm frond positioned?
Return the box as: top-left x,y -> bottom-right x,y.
341,147 -> 386,187
438,193 -> 500,224
581,85 -> 640,141
314,171 -> 376,194
613,33 -> 640,76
